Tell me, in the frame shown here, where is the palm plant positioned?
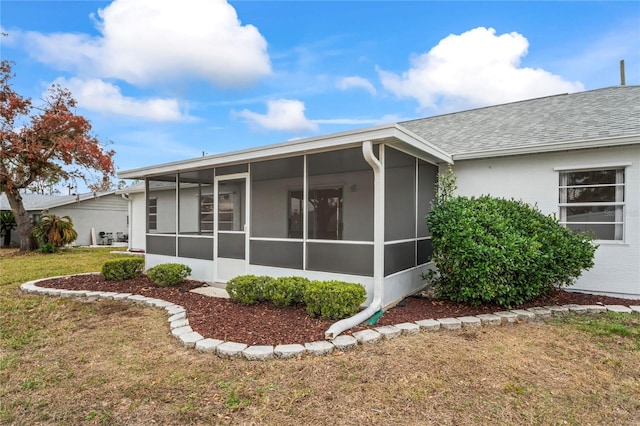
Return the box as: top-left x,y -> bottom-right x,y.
32,214 -> 78,250
0,210 -> 17,248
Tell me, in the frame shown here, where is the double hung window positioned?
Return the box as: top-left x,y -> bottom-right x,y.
559,168 -> 625,241
148,198 -> 157,231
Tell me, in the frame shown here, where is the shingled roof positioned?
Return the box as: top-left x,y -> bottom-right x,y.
399,86 -> 640,159
0,192 -> 117,211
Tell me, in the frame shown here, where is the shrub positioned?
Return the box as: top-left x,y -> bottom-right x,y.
0,210 -> 16,248
31,214 -> 78,249
38,242 -> 57,254
102,257 -> 144,281
303,280 -> 366,319
426,195 -> 596,308
226,275 -> 273,305
263,276 -> 309,307
146,263 -> 192,287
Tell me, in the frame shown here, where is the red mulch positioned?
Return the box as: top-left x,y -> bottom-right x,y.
36,274 -> 638,346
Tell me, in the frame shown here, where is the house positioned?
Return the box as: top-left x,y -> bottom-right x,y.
0,191 -> 129,247
118,86 -> 640,310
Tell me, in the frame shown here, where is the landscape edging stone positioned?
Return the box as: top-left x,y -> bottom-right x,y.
19,275 -> 639,362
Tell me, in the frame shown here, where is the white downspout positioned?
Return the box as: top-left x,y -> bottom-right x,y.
121,193 -> 131,250
325,141 -> 383,339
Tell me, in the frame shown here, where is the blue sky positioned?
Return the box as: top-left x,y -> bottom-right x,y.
1,0 -> 639,190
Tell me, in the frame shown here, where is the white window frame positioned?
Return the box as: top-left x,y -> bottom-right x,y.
199,193 -> 214,233
558,167 -> 625,241
148,197 -> 158,232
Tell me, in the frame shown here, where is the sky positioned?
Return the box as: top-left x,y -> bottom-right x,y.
1,0 -> 639,191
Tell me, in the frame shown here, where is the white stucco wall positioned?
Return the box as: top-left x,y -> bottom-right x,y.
145,253 -> 214,281
128,192 -> 146,251
448,145 -> 640,298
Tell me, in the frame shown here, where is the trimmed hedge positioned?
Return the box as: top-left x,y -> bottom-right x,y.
146,263 -> 192,287
102,257 -> 144,281
302,280 -> 367,319
226,275 -> 273,305
263,276 -> 309,307
227,275 -> 366,319
427,195 -> 596,308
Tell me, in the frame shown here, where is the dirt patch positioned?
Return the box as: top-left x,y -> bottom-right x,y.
37,274 -> 638,345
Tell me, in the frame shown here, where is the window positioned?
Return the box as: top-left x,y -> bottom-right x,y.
288,191 -> 303,238
289,187 -> 343,240
148,198 -> 157,231
178,169 -> 213,235
559,168 -> 625,240
218,178 -> 245,232
200,194 -> 214,232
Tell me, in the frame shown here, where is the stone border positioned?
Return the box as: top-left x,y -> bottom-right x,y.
20,277 -> 640,361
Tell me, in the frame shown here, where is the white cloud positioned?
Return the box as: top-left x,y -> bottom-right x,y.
23,0 -> 271,87
237,99 -> 318,133
54,77 -> 187,121
336,76 -> 376,95
378,27 -> 584,111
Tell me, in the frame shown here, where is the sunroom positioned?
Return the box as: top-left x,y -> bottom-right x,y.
119,124 -> 452,308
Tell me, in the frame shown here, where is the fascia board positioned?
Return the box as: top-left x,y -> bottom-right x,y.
116,186 -> 145,195
452,135 -> 640,161
391,126 -> 454,164
119,124 -> 451,179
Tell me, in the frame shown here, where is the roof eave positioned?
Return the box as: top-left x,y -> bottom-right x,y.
451,135 -> 640,161
392,125 -> 453,164
118,124 -> 452,179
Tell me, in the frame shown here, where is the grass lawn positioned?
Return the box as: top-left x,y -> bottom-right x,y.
1,248 -> 639,425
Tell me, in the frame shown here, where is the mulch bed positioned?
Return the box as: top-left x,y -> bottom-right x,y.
36,274 -> 638,346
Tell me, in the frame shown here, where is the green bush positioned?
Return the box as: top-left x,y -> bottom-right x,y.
263,276 -> 309,307
146,263 -> 192,287
226,275 -> 274,305
426,195 -> 597,308
102,257 -> 144,281
38,242 -> 57,254
303,280 -> 366,319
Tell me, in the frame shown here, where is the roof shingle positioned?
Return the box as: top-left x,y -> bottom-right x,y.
399,86 -> 640,157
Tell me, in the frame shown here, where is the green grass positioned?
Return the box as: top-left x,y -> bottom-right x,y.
0,247 -> 128,351
0,247 -> 124,288
552,312 -> 640,350
1,247 -> 639,425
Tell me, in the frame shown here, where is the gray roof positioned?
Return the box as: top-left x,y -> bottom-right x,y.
399,86 -> 640,158
0,191 -> 117,211
116,181 -> 145,194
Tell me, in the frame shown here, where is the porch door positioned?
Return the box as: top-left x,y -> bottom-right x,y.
215,174 -> 248,282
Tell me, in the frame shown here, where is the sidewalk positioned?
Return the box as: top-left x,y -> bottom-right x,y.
190,284 -> 229,298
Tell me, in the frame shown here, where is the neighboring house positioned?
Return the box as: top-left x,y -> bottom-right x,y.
0,191 -> 129,247
119,86 -> 640,305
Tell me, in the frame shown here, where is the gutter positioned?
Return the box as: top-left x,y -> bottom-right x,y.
325,141 -> 384,339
